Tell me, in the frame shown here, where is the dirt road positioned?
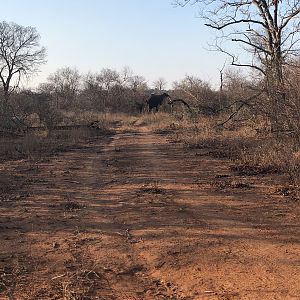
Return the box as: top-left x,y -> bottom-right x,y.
0,123 -> 299,299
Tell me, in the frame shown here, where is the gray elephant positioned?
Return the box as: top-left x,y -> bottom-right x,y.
146,93 -> 171,112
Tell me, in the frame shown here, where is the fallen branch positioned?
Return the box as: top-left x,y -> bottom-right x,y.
170,98 -> 192,112
215,92 -> 263,127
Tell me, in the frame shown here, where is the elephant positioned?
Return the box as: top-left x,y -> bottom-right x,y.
146,92 -> 171,112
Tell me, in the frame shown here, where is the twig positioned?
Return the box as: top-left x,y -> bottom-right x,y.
51,274 -> 66,281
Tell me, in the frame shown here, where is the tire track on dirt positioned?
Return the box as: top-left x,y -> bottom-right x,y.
98,125 -> 300,300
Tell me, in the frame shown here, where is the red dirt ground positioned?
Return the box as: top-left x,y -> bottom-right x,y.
0,123 -> 299,299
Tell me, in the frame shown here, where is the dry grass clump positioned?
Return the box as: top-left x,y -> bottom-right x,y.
61,110 -> 118,127
234,137 -> 300,199
167,113 -> 300,195
62,111 -> 139,126
28,268 -> 104,300
172,117 -> 216,146
0,127 -> 111,162
0,134 -> 49,161
171,116 -> 256,159
235,138 -> 294,173
62,111 -> 144,135
0,111 -> 121,162
236,137 -> 300,179
135,112 -> 176,132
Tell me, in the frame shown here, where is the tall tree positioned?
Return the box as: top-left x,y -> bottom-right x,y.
175,1 -> 300,130
45,67 -> 81,109
153,77 -> 167,91
175,1 -> 300,77
0,21 -> 46,99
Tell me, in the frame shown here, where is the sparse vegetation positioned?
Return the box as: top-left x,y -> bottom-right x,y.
1,2 -> 300,299
135,111 -> 300,199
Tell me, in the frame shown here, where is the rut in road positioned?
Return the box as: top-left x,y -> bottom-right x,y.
0,124 -> 299,300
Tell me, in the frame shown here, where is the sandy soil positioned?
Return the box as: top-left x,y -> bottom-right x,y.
0,123 -> 299,300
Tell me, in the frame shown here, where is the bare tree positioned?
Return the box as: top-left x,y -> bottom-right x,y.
175,1 -> 300,130
79,68 -> 148,113
0,21 -> 46,99
97,68 -> 121,91
46,67 -> 81,109
173,75 -> 220,114
48,67 -> 81,95
120,66 -> 134,87
129,75 -> 148,92
83,72 -> 98,91
153,77 -> 167,91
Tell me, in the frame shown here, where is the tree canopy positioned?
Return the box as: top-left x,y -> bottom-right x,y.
0,21 -> 46,98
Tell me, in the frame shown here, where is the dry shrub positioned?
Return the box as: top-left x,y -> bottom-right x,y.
61,111 -> 128,126
0,134 -> 47,160
234,137 -> 300,198
168,113 -> 300,189
171,116 -> 256,159
234,138 -> 296,174
173,116 -> 216,145
0,110 -> 119,162
172,75 -> 223,114
0,126 -> 111,162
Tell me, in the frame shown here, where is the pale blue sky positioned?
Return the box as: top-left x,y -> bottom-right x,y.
1,0 -> 227,89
